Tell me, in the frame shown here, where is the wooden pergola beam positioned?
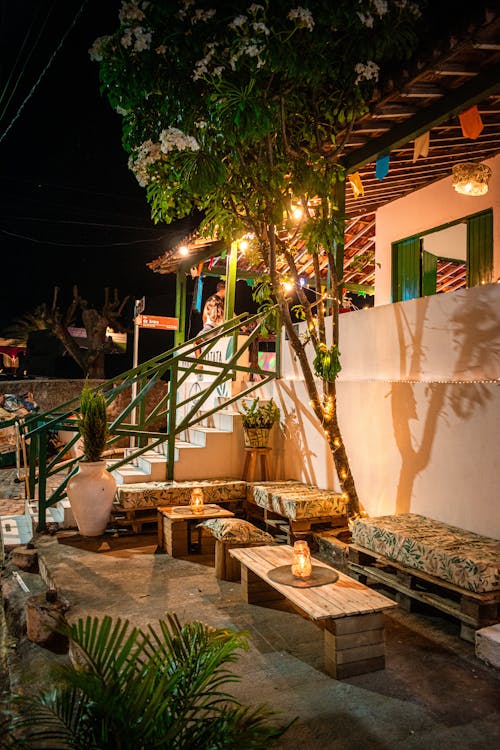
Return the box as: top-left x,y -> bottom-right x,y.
343,62 -> 500,172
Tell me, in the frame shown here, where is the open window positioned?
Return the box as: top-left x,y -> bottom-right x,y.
391,209 -> 493,302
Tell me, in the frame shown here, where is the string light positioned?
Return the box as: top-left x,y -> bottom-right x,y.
179,245 -> 189,256
333,437 -> 341,447
239,238 -> 249,251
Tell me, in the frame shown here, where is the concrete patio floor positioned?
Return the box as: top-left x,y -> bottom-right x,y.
0,464 -> 499,749
2,528 -> 497,750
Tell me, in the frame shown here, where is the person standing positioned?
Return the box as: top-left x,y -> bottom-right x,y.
202,280 -> 225,327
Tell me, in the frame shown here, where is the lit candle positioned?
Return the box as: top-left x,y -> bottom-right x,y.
291,540 -> 312,579
190,488 -> 204,514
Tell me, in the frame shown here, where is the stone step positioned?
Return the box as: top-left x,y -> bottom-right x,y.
1,515 -> 33,552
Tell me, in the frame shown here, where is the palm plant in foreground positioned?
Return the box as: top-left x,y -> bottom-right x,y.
0,614 -> 290,749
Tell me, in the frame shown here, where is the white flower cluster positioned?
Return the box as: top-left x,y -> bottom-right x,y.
160,127 -> 200,154
119,1 -> 145,24
229,40 -> 266,70
354,60 -> 380,84
88,35 -> 112,62
248,3 -> 264,13
395,0 -> 421,16
178,0 -> 195,20
287,7 -> 314,31
357,12 -> 374,27
192,8 -> 216,24
128,140 -> 162,186
193,41 -> 223,81
229,15 -> 247,29
373,0 -> 388,15
121,25 -> 152,52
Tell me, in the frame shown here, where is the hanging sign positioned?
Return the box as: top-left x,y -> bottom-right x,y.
137,314 -> 178,331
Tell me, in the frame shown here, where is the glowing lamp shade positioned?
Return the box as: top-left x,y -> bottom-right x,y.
291,540 -> 312,579
190,488 -> 204,514
452,162 -> 491,196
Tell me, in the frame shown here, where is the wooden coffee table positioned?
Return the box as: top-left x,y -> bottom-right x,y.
158,504 -> 234,557
230,544 -> 397,679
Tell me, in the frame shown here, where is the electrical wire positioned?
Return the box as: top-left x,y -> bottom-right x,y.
0,0 -> 89,146
1,216 -> 166,232
0,1 -> 57,125
0,228 -> 170,248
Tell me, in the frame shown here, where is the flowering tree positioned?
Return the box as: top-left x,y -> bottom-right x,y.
91,0 -> 423,515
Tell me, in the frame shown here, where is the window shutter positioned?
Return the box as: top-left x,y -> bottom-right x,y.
467,210 -> 493,287
422,251 -> 437,296
392,237 -> 421,302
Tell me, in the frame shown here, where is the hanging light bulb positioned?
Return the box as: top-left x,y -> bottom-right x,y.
179,245 -> 189,256
452,162 -> 491,196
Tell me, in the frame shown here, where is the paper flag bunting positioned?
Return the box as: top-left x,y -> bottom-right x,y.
459,105 -> 484,140
348,172 -> 364,199
376,154 -> 390,180
413,132 -> 430,162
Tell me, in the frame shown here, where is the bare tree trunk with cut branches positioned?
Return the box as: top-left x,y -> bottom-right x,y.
40,286 -> 130,378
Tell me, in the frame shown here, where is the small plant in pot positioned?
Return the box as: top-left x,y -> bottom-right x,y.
66,384 -> 116,537
239,397 -> 280,448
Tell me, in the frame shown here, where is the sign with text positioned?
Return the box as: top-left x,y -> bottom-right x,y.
137,314 -> 178,331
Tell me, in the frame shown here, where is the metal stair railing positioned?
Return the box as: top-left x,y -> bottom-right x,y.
23,307 -> 280,531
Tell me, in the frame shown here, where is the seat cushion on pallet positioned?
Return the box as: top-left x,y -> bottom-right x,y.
351,513 -> 500,594
116,479 -> 247,510
248,481 -> 347,521
199,518 -> 274,544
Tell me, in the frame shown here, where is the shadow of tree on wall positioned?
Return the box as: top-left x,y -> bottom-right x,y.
391,293 -> 498,514
277,381 -> 336,488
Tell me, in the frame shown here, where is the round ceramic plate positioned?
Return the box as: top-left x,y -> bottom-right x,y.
267,565 -> 339,588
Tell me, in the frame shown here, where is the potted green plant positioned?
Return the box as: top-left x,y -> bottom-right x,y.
66,384 -> 116,537
239,398 -> 280,448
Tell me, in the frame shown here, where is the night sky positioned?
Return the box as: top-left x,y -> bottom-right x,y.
0,0 -> 197,338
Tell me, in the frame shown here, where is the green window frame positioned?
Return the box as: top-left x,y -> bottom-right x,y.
391,209 -> 493,302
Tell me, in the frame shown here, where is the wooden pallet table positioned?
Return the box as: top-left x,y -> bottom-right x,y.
348,543 -> 500,642
158,505 -> 234,557
230,544 -> 396,679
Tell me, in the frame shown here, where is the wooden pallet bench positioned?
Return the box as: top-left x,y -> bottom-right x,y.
230,544 -> 396,679
246,481 -> 348,543
348,543 -> 500,642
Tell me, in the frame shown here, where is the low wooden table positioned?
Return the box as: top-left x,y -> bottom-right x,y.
158,505 -> 234,557
230,545 -> 397,679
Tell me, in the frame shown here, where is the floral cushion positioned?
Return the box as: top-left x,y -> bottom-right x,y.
199,518 -> 274,544
351,513 -> 500,594
116,479 -> 247,510
248,481 -> 347,521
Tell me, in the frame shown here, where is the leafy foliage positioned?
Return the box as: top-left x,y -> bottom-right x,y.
91,0 -> 426,514
78,384 -> 109,462
239,398 -> 280,429
0,614 -> 289,749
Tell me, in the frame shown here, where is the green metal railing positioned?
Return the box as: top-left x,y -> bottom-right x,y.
21,308 -> 280,531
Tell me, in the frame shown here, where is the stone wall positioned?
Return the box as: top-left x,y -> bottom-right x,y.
0,379 -> 168,431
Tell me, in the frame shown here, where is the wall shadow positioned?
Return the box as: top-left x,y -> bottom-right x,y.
391,292 -> 498,514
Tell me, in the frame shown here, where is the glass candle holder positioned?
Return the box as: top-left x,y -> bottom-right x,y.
190,488 -> 204,514
291,540 -> 312,578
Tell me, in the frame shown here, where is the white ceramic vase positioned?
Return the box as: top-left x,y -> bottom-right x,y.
67,461 -> 116,537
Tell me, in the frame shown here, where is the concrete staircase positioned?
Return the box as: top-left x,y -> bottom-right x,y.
108,402 -> 246,485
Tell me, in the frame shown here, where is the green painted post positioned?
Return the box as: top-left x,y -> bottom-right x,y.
37,428 -> 48,532
333,179 -> 346,286
175,271 -> 187,347
225,240 -> 239,363
225,241 -> 238,321
166,360 -> 179,480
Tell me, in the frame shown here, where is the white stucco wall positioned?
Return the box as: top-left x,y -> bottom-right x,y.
271,283 -> 500,539
375,153 -> 500,306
